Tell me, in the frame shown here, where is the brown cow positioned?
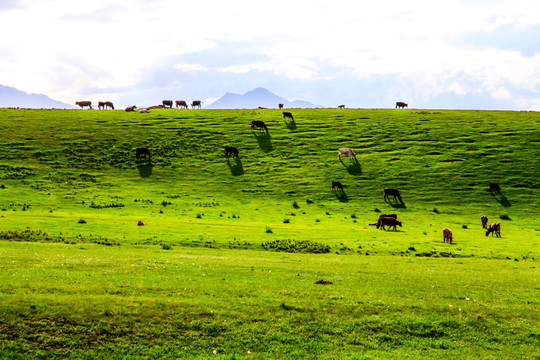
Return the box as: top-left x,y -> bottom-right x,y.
338,104 -> 345,109
278,103 -> 284,109
98,101 -> 106,110
395,101 -> 408,109
105,101 -> 114,110
175,100 -> 188,109
75,101 -> 92,109
443,228 -> 453,244
377,216 -> 402,231
251,120 -> 267,131
125,105 -> 137,112
338,148 -> 356,160
486,223 -> 501,237
282,112 -> 294,121
191,100 -> 202,109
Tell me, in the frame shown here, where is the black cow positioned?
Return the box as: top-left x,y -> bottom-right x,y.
489,183 -> 501,193
136,147 -> 151,161
162,100 -> 173,108
251,120 -> 268,131
191,100 -> 202,109
282,112 -> 294,121
396,102 -> 408,109
384,188 -> 402,202
224,146 -> 239,158
481,215 -> 488,229
98,101 -> 106,110
278,103 -> 284,109
331,181 -> 344,191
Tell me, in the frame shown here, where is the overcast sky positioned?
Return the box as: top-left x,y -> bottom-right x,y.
1,0 -> 539,109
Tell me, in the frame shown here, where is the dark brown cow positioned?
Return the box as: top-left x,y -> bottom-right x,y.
224,146 -> 239,157
175,100 -> 188,109
162,100 -> 173,108
395,102 -> 408,109
489,183 -> 501,193
331,181 -> 344,191
136,147 -> 151,161
191,100 -> 202,109
278,103 -> 284,109
125,105 -> 137,112
98,101 -> 106,110
282,112 -> 294,121
105,101 -> 114,110
486,222 -> 501,237
75,101 -> 92,109
251,120 -> 267,131
377,216 -> 402,231
443,228 -> 453,244
384,188 -> 402,202
481,215 -> 488,229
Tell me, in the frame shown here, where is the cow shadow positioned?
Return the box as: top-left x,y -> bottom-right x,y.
490,192 -> 511,207
226,156 -> 244,176
137,164 -> 153,178
252,130 -> 273,152
384,197 -> 406,209
284,118 -> 297,130
340,157 -> 362,175
332,188 -> 349,202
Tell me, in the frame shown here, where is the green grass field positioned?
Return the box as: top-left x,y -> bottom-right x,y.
0,108 -> 538,359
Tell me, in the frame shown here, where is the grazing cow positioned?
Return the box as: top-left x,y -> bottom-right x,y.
125,105 -> 137,112
489,183 -> 501,193
486,222 -> 501,237
396,102 -> 408,109
384,188 -> 402,202
282,112 -> 294,121
481,215 -> 488,229
338,104 -> 345,109
224,146 -> 239,158
331,181 -> 344,191
136,147 -> 151,161
162,100 -> 173,108
251,120 -> 268,131
278,103 -> 284,109
98,101 -> 106,110
443,228 -> 453,244
338,148 -> 356,160
191,100 -> 202,109
377,216 -> 402,231
139,108 -> 149,113
105,101 -> 114,110
75,101 -> 92,109
147,105 -> 165,110
175,100 -> 188,109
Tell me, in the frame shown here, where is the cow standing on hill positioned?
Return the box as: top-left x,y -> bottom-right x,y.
377,216 -> 402,231
396,102 -> 408,109
384,188 -> 402,202
486,223 -> 501,237
98,101 -> 106,110
443,228 -> 453,244
136,147 -> 151,161
192,100 -> 202,109
76,101 -> 92,109
162,100 -> 173,108
338,148 -> 356,160
251,120 -> 268,131
175,100 -> 188,109
282,112 -> 294,121
331,181 -> 344,191
278,103 -> 284,109
481,215 -> 488,229
224,146 -> 239,158
105,101 -> 114,110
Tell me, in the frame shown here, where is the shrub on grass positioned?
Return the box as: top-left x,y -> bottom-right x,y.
261,239 -> 330,253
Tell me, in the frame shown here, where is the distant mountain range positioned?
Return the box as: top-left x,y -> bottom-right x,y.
206,87 -> 320,109
0,84 -> 73,108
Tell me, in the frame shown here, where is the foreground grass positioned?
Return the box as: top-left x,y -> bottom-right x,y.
0,242 -> 538,359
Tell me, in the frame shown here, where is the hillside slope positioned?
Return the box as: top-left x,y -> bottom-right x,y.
0,108 -> 538,258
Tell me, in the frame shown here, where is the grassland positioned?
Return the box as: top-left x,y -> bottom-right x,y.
0,107 -> 538,359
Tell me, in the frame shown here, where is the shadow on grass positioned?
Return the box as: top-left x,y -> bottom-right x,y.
137,164 -> 153,178
253,130 -> 273,152
284,118 -> 297,130
340,157 -> 362,175
490,192 -> 511,207
226,156 -> 244,176
332,188 -> 349,202
385,197 -> 407,209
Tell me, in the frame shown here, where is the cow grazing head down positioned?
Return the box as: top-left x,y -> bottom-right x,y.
486,223 -> 501,237
443,228 -> 453,244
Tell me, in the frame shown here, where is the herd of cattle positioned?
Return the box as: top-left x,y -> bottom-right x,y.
128,106 -> 503,245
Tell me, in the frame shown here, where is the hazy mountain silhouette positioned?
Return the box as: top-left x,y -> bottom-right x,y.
0,84 -> 73,108
206,87 -> 320,109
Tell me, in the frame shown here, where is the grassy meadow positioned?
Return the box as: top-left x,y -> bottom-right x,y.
0,107 -> 538,359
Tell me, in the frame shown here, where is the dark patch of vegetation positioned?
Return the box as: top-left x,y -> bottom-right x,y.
500,213 -> 511,220
89,202 -> 125,209
261,239 -> 331,253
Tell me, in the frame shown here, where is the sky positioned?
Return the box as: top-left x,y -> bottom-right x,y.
1,0 -> 539,110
